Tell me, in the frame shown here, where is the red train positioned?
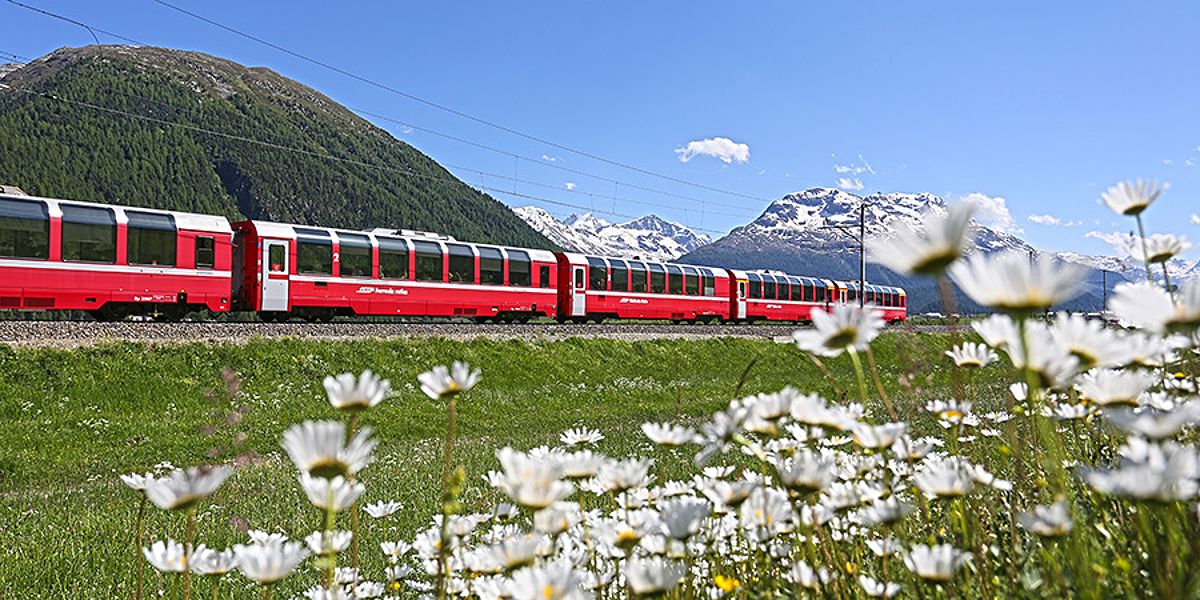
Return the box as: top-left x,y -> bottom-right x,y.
0,192 -> 907,323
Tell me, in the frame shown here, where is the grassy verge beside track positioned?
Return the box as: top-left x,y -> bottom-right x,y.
0,332 -> 999,597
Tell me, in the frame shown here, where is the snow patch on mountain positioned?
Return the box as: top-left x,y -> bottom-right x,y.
514,206 -> 711,261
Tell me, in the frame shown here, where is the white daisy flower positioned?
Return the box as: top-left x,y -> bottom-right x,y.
868,202 -> 976,275
793,303 -> 884,357
788,560 -> 832,590
1018,500 -> 1072,537
904,543 -> 973,581
143,539 -> 190,573
1005,322 -> 1081,388
852,422 -> 907,449
774,450 -> 836,494
950,251 -> 1087,313
191,546 -> 237,576
913,456 -> 974,498
856,497 -> 914,527
1075,369 -> 1158,406
304,530 -> 352,555
891,436 -> 935,462
299,474 -> 365,512
418,361 -> 480,399
1048,312 -> 1131,369
1134,233 -> 1192,264
379,541 -> 411,563
1110,280 -> 1200,334
1103,401 -> 1200,439
559,427 -> 604,447
495,447 -> 573,510
247,530 -> 288,546
640,422 -> 695,446
323,370 -> 390,411
559,450 -> 605,479
700,479 -> 757,509
533,502 -> 581,535
506,560 -> 584,600
234,541 -> 309,584
945,342 -> 998,367
739,487 -> 795,539
867,536 -> 904,557
1084,438 -> 1200,501
624,557 -> 684,597
658,497 -> 711,540
363,500 -> 403,518
593,458 -> 653,493
120,472 -> 158,491
1100,179 -> 1167,216
282,420 -> 376,479
144,466 -> 233,511
1043,402 -> 1089,421
859,575 -> 902,598
973,314 -> 1020,349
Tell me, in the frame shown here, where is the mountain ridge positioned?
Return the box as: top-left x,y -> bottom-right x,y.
0,45 -> 553,248
514,206 -> 710,261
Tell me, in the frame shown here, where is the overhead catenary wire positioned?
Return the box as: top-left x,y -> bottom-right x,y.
2,1 -> 768,219
145,0 -> 775,204
4,85 -> 731,235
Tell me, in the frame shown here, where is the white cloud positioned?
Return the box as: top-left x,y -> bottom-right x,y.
400,125 -> 414,134
674,137 -> 750,164
542,154 -> 557,162
837,177 -> 864,191
833,155 -> 875,176
564,182 -> 577,191
959,192 -> 1021,234
1187,158 -> 1196,167
1192,214 -> 1200,225
1086,230 -> 1137,257
1028,213 -> 1061,226
1163,159 -> 1174,165
757,169 -> 767,176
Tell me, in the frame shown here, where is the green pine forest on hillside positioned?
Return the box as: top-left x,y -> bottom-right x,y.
0,45 -> 553,249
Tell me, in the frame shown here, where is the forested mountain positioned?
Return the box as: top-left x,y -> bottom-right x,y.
0,45 -> 553,248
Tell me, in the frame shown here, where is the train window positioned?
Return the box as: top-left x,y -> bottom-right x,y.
413,240 -> 443,281
268,244 -> 285,273
509,250 -> 532,286
539,265 -> 551,288
0,197 -> 49,260
339,233 -> 372,278
763,276 -> 777,300
683,267 -> 699,295
195,236 -> 215,269
588,257 -> 608,291
610,260 -> 629,292
126,211 -> 177,267
378,237 -> 408,280
296,229 -> 333,275
791,279 -> 803,301
747,273 -> 762,299
649,263 -> 666,294
478,247 -> 504,285
61,205 -> 116,264
629,261 -> 648,293
701,268 -> 716,296
667,265 -> 684,295
446,243 -> 476,284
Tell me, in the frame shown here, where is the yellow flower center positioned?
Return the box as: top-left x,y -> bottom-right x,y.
714,575 -> 741,592
941,410 -> 963,420
543,584 -> 556,599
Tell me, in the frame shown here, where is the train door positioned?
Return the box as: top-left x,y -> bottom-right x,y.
571,265 -> 587,316
261,239 -> 290,311
736,280 -> 747,320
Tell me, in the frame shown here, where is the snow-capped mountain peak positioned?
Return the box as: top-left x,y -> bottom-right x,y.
514,207 -> 711,261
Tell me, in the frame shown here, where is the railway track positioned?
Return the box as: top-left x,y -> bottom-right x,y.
0,320 -> 951,347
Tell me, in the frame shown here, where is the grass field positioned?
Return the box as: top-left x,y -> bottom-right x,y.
0,331 -> 987,597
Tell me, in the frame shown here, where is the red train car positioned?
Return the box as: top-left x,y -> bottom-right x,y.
555,253 -> 733,322
733,269 -> 837,323
232,221 -> 558,321
832,281 -> 908,322
0,192 -> 233,319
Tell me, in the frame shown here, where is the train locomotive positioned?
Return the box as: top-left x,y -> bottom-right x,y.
0,192 -> 907,323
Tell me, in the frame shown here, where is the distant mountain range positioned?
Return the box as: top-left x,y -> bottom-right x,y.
514,207 -> 710,261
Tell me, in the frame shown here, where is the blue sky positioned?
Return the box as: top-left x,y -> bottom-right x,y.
3,1 -> 1199,259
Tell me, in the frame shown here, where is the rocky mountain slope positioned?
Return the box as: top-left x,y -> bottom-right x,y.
514,206 -> 710,261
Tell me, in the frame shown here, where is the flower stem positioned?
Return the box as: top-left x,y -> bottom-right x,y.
441,396 -> 458,493
1135,214 -> 1156,284
864,346 -> 898,421
134,495 -> 146,600
183,509 -> 196,600
847,346 -> 870,405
